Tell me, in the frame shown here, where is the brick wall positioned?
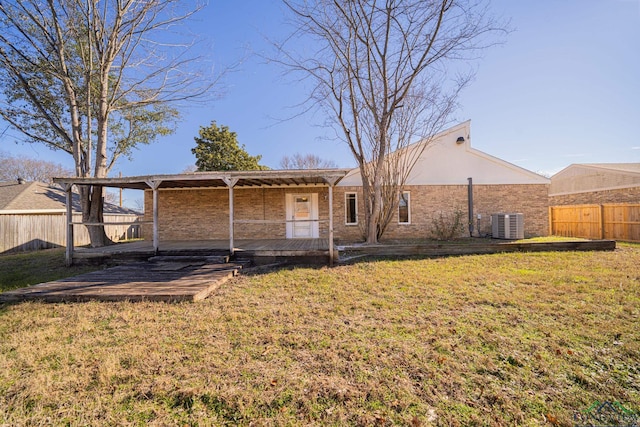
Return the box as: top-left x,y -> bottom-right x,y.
333,183 -> 549,242
143,188 -> 229,240
472,184 -> 549,238
143,187 -> 330,240
332,186 -> 366,242
143,183 -> 549,242
549,187 -> 640,206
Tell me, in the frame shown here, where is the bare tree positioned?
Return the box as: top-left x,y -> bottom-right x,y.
278,0 -> 505,243
0,151 -> 73,183
103,190 -> 118,205
181,164 -> 198,173
0,0 -> 214,246
133,197 -> 145,213
280,153 -> 337,169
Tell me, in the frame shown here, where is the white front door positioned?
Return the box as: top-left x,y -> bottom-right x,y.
286,193 -> 319,238
293,195 -> 312,237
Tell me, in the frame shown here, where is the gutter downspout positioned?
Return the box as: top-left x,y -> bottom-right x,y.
468,177 -> 474,237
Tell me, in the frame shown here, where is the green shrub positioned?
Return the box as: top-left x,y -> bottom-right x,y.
430,208 -> 466,240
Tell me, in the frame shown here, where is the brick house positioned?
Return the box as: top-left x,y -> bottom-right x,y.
549,163 -> 640,205
54,121 -> 550,264
142,121 -> 549,243
334,121 -> 549,240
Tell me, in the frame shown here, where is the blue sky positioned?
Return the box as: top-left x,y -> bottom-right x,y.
2,0 -> 639,206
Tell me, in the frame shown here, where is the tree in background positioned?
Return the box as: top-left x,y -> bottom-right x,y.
192,122 -> 268,171
0,151 -> 72,183
0,0 -> 213,246
280,153 -> 337,169
278,0 -> 505,243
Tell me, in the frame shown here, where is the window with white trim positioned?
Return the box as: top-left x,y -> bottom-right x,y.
345,192 -> 357,225
398,191 -> 410,224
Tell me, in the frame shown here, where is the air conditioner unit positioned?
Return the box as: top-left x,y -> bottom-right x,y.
491,213 -> 524,239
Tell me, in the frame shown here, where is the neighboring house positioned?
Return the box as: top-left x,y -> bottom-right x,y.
0,180 -> 141,253
548,164 -> 640,242
549,163 -> 640,205
136,121 -> 549,242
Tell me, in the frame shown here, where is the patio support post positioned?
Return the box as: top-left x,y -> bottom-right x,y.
324,176 -> 341,266
145,180 -> 162,254
223,177 -> 239,256
328,183 -> 335,266
63,183 -> 74,266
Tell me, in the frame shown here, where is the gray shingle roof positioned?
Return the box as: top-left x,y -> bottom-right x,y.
0,180 -> 140,214
0,181 -> 34,210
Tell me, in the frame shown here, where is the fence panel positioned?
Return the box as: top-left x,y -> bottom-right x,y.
0,213 -> 141,253
602,204 -> 640,242
550,204 -> 640,242
549,205 -> 602,239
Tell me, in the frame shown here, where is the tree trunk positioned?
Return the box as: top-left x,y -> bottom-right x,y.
88,63 -> 111,247
366,213 -> 378,244
363,167 -> 383,245
82,185 -> 111,247
366,187 -> 381,244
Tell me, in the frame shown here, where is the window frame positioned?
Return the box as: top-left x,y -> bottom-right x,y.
398,191 -> 411,224
345,192 -> 358,225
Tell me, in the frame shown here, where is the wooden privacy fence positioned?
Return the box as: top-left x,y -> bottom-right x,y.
549,204 -> 640,242
0,212 -> 142,253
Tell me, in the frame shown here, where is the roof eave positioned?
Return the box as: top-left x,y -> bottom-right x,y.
53,169 -> 353,190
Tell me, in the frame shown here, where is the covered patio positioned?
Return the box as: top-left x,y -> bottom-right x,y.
54,169 -> 350,266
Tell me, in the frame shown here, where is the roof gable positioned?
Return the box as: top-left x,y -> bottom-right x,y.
550,163 -> 640,195
579,163 -> 640,174
339,121 -> 549,186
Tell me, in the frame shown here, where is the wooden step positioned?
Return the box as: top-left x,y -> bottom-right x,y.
148,255 -> 229,264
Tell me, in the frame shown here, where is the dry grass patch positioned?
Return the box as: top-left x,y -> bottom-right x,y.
0,248 -> 100,293
1,245 -> 639,426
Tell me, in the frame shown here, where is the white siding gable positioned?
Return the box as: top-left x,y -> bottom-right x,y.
550,163 -> 640,195
338,121 -> 549,187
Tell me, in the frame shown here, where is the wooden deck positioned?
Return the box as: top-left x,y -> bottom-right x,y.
0,256 -> 245,303
72,238 -> 331,264
69,238 -> 617,265
337,239 -> 617,261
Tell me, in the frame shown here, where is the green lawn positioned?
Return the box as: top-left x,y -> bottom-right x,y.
0,244 -> 639,425
0,248 -> 100,293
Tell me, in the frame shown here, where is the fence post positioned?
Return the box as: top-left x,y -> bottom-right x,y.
599,204 -> 604,240
548,206 -> 553,236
